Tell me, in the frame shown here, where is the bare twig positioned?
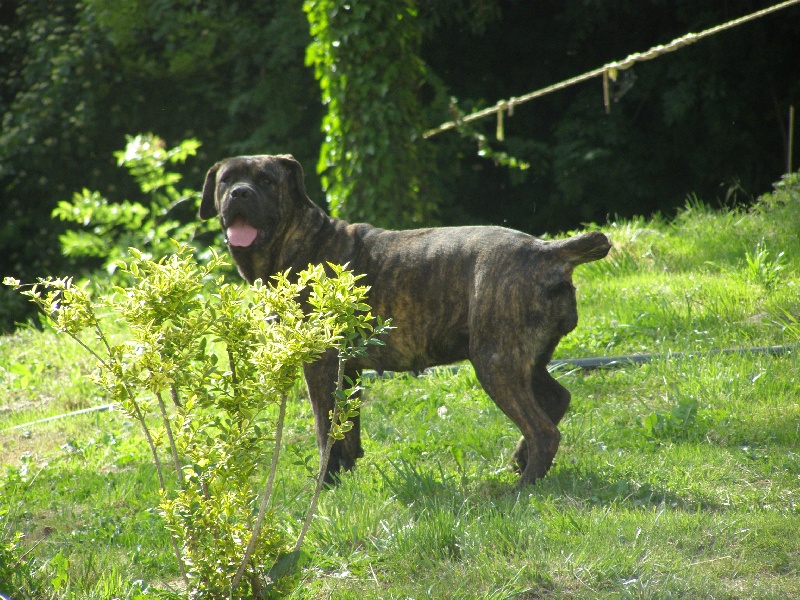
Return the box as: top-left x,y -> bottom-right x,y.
157,390 -> 184,487
170,385 -> 182,408
128,392 -> 190,584
294,355 -> 347,553
231,393 -> 289,590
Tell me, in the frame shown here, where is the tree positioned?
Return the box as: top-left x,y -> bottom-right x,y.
304,0 -> 436,228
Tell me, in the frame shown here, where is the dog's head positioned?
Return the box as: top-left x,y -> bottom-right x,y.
199,154 -> 310,250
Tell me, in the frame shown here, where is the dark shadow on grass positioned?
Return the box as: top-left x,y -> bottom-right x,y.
375,457 -> 467,511
535,465 -> 727,512
373,454 -> 730,514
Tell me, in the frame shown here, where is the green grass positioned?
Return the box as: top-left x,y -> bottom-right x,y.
3,173 -> 800,598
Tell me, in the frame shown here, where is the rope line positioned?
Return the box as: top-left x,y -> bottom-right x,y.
423,0 -> 800,139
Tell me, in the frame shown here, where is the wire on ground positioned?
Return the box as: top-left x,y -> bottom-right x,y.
365,343 -> 799,378
4,344 -> 797,432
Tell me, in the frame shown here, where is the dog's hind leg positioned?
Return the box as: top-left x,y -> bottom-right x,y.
531,363 -> 571,425
511,364 -> 571,477
470,349 -> 562,485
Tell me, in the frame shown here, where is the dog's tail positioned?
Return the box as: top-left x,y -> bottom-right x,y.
548,231 -> 612,269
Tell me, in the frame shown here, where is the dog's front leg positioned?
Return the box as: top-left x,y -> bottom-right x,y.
303,352 -> 363,484
341,364 -> 364,469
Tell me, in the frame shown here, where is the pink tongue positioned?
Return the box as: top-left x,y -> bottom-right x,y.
226,218 -> 259,247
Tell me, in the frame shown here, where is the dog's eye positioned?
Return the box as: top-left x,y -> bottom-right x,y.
256,168 -> 277,185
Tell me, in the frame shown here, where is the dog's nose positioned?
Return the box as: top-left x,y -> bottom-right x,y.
230,185 -> 252,201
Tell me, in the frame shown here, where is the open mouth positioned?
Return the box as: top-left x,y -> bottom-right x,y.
225,217 -> 265,248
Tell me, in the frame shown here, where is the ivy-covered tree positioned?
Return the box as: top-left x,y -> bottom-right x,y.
304,0 -> 436,228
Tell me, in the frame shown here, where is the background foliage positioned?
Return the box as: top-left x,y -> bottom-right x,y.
2,0 -> 799,328
304,0 -> 435,228
0,0 -> 321,328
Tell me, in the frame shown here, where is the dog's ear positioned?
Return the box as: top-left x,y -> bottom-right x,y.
199,161 -> 222,219
275,155 -> 308,204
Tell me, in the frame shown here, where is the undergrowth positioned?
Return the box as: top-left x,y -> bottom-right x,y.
2,171 -> 799,598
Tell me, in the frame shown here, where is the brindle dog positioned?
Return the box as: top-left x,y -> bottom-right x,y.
200,154 -> 611,485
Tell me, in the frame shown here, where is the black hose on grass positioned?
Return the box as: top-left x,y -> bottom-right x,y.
548,343 -> 799,371
5,344 -> 798,431
362,343 -> 799,379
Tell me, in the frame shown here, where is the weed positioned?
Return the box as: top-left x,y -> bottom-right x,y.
744,240 -> 787,293
641,398 -> 699,441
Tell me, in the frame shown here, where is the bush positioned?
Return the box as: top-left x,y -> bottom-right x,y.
5,246 -> 389,598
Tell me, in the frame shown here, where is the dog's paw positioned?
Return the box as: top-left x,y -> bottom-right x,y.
513,436 -> 557,485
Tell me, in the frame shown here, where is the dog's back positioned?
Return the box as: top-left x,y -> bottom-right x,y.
336,224 -> 610,375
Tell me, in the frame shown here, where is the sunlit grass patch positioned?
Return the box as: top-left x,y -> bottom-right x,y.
3,176 -> 800,598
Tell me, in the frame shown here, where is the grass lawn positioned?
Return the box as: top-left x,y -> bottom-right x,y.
2,174 -> 800,598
